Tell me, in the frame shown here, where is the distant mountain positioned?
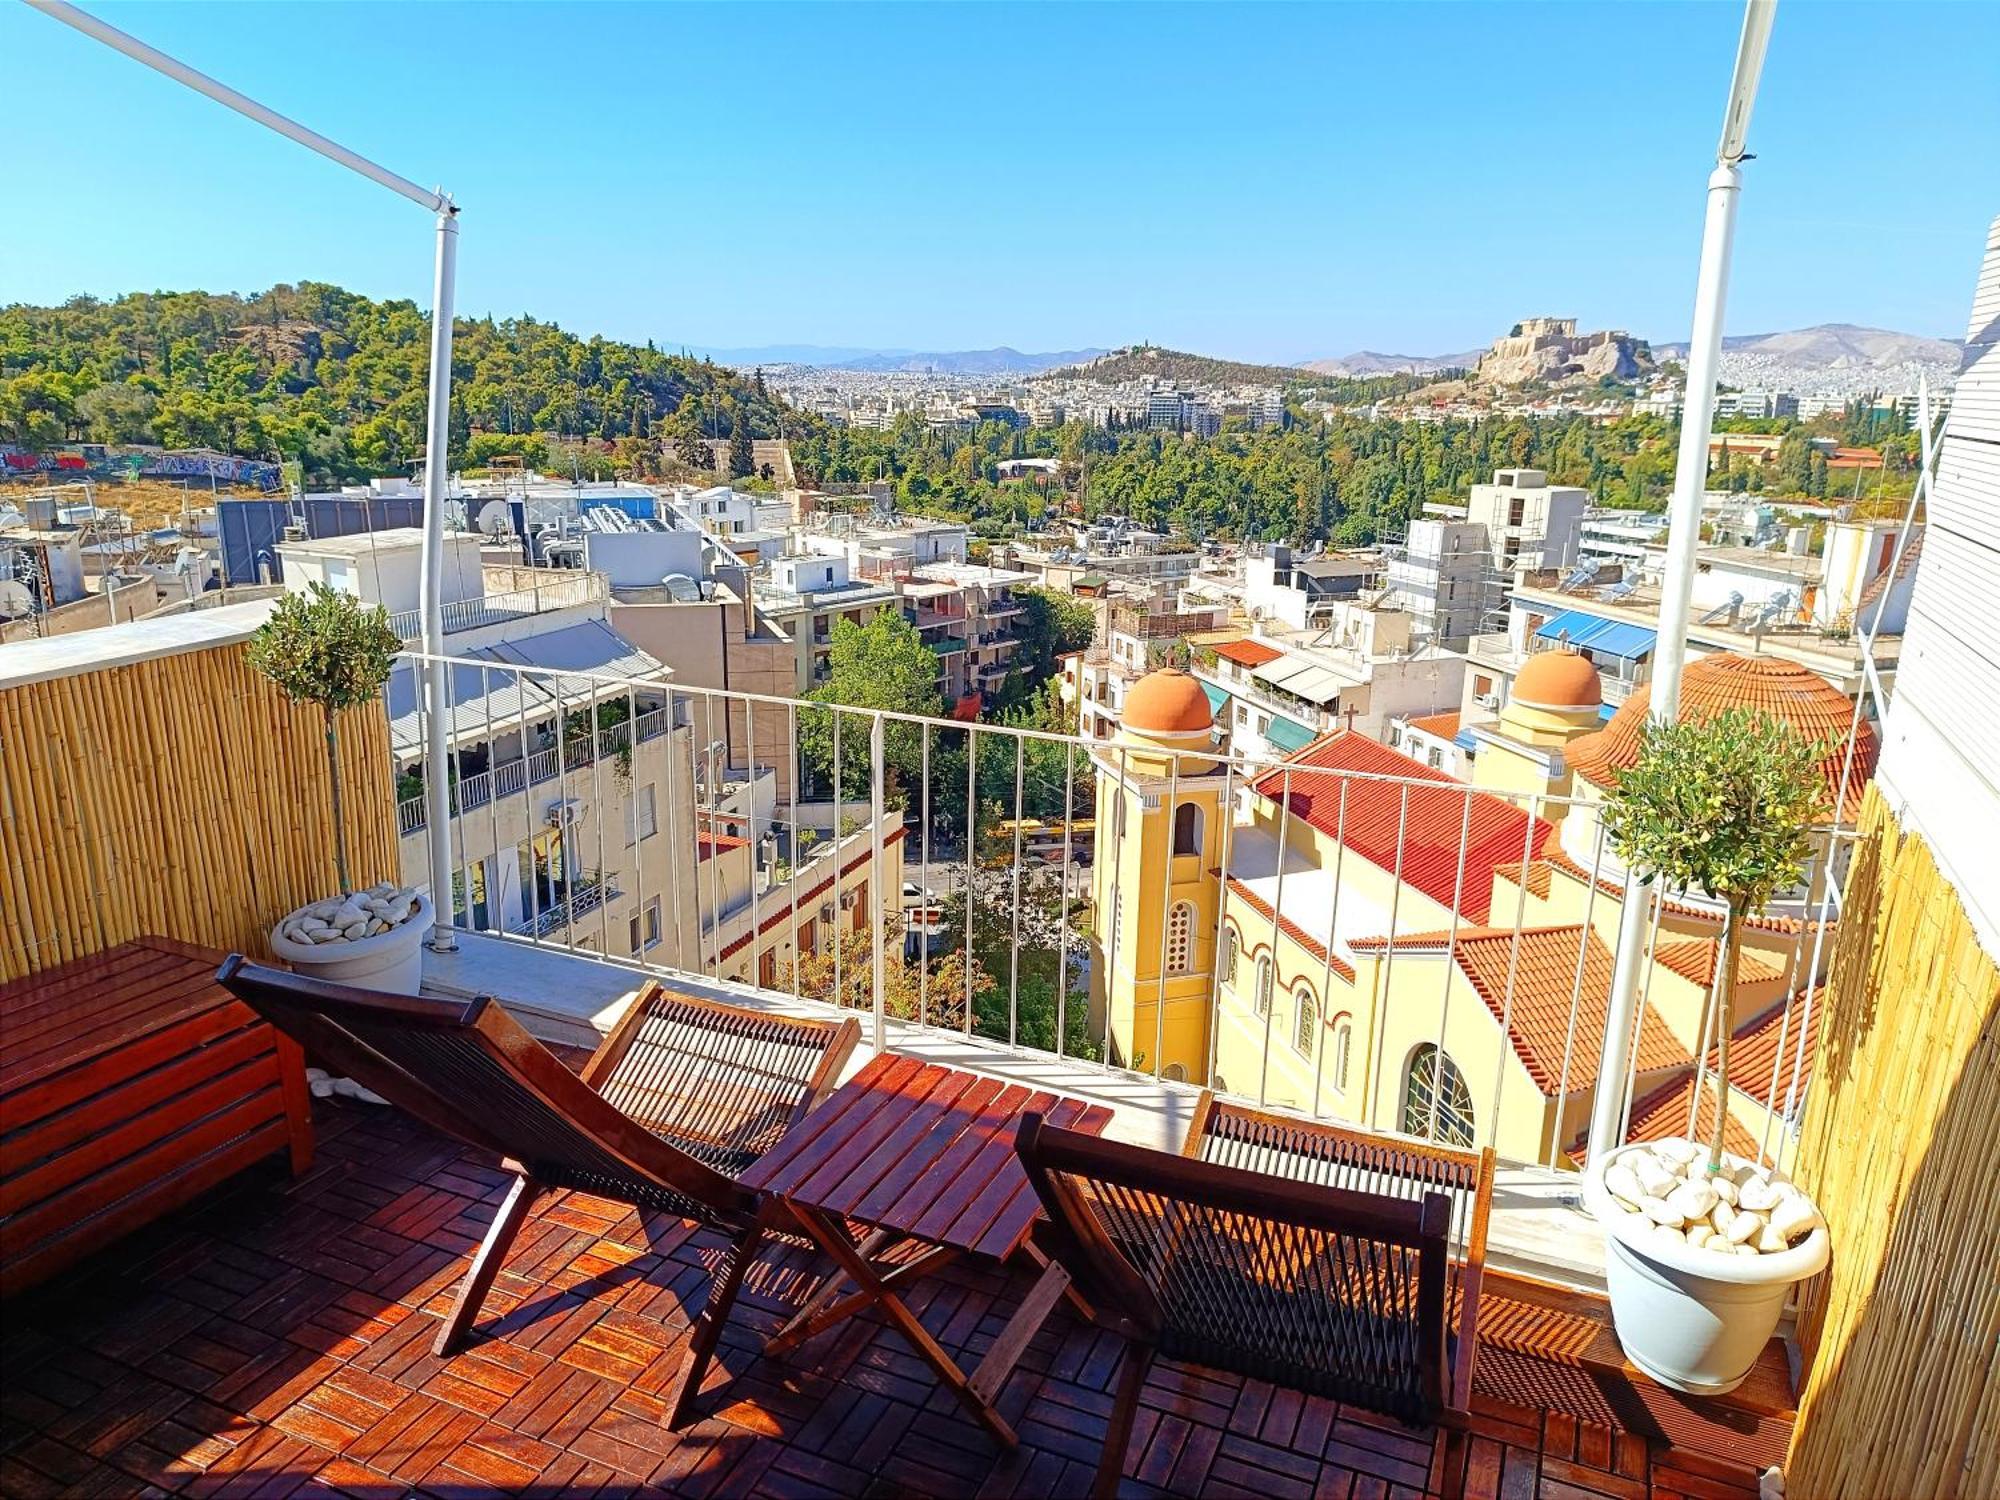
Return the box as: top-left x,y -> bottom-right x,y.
692,344 -> 1104,374
1298,349 -> 1483,377
1038,345 -> 1303,387
1653,323 -> 1961,368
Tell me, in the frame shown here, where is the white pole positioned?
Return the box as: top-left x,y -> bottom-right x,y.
421,212 -> 461,950
1588,0 -> 1776,1164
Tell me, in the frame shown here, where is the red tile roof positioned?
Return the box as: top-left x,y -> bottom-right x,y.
1539,846 -> 1834,937
1572,993 -> 1820,1162
1214,637 -> 1285,668
1345,924 -> 1690,1095
696,832 -> 750,862
1565,652 -> 1876,821
1252,732 -> 1555,924
1653,938 -> 1786,990
1225,878 -> 1357,986
1404,710 -> 1461,740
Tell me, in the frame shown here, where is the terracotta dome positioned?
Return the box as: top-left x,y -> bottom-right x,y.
1121,668 -> 1215,736
1511,649 -> 1603,711
1567,652 -> 1876,818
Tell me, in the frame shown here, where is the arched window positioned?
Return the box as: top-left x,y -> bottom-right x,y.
1166,900 -> 1195,974
1254,956 -> 1274,1016
1161,1062 -> 1188,1083
1403,1044 -> 1475,1148
1112,794 -> 1126,841
1220,926 -> 1239,989
1173,802 -> 1202,857
1292,985 -> 1318,1057
1332,1018 -> 1353,1094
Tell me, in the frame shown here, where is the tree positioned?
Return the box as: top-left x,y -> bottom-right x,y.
727,405 -> 755,479
245,583 -> 401,895
783,914 -> 994,1027
799,610 -> 945,800
1009,586 -> 1097,685
1600,708 -> 1829,1173
673,420 -> 715,472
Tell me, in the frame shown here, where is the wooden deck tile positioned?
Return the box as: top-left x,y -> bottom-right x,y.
0,1097 -> 1779,1499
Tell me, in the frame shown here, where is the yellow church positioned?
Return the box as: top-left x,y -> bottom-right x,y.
1088,648 -> 1871,1168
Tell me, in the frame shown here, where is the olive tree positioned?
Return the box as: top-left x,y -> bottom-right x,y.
247,582 -> 401,895
1600,707 -> 1829,1174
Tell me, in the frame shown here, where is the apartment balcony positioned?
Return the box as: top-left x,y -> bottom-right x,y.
395,703 -> 677,836
509,867 -> 618,938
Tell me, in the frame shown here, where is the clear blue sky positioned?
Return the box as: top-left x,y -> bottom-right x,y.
3,2 -> 1993,362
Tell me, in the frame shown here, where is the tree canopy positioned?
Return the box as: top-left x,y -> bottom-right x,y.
0,284 -> 791,486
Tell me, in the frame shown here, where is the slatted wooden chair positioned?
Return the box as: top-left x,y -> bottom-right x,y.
215,957 -> 858,1426
1017,1113 -> 1455,1500
1182,1092 -> 1494,1411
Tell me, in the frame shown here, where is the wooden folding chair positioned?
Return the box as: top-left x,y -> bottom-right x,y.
1017,1112 -> 1454,1500
1182,1092 -> 1493,1412
215,958 -> 858,1427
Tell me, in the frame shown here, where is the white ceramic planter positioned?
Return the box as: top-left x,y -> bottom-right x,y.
1582,1143 -> 1829,1395
269,891 -> 434,996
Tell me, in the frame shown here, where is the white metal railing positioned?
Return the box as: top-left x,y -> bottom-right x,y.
385,571 -> 609,640
390,648 -> 1848,1181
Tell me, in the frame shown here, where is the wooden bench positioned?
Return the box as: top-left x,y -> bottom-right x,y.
1,937 -> 313,1294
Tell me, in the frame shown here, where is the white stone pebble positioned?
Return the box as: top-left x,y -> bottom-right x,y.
1609,1140 -> 1822,1259
283,885 -> 423,947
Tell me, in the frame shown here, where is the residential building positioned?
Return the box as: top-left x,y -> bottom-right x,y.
1062,593 -> 1232,741
1463,468 -> 1588,574
1193,597 -> 1465,759
1384,516 -> 1491,647
1242,542 -> 1381,630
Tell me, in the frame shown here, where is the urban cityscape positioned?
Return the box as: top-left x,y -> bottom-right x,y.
1,4 -> 1995,1500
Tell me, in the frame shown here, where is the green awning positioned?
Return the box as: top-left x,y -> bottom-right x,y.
1265,715 -> 1317,753
1200,681 -> 1230,715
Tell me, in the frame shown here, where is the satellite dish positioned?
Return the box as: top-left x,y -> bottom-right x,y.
0,579 -> 33,617
478,503 -> 515,537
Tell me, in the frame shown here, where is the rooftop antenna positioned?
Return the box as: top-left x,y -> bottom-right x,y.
27,0 -> 465,957
1590,0 -> 1778,1167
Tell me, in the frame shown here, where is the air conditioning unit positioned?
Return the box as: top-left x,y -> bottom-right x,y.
817,904 -> 835,925
544,797 -> 582,826
1475,693 -> 1500,711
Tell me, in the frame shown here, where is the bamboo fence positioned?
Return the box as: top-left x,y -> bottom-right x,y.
1,638 -> 398,983
1788,785 -> 2000,1499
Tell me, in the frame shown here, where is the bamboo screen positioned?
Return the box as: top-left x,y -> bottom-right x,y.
1788,785 -> 2000,1499
1,638 -> 399,982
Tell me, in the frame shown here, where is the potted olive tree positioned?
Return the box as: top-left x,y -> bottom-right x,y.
250,583 -> 433,994
1580,706 -> 1833,1395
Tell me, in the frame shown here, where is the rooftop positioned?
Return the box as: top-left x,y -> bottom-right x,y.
0,1077 -> 1790,1500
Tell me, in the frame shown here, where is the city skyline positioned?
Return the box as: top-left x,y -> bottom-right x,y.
3,2 -> 1994,363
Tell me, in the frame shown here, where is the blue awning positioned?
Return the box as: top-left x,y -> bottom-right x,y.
1533,610 -> 1656,662
1265,715 -> 1317,754
1200,681 -> 1230,715
1454,728 -> 1482,753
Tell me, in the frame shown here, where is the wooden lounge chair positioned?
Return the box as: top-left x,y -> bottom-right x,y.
1016,1112 -> 1455,1500
214,957 -> 858,1427
1182,1092 -> 1494,1411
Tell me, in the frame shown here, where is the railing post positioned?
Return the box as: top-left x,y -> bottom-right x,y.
870,710 -> 887,1056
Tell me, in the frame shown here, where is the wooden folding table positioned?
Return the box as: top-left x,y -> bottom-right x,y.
739,1052 -> 1112,1444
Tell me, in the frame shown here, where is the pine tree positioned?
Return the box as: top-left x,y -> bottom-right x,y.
727,407 -> 755,479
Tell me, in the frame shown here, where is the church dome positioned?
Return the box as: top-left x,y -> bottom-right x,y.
1122,668 -> 1214,736
1567,652 -> 1875,818
1512,649 -> 1603,712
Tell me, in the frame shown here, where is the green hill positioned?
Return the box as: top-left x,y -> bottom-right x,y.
1037,344 -> 1305,388
0,283 -> 796,485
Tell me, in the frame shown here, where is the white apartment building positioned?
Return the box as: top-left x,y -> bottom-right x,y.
1192,598 -> 1465,760
1384,516 -> 1490,648
1463,468 -> 1587,573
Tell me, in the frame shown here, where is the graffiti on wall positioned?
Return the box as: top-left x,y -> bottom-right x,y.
0,445 -> 281,489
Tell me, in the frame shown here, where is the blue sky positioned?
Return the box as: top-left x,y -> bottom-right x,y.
3,2 -> 1994,362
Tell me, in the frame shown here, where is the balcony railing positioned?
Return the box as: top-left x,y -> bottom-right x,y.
393,646 -> 1848,1190
509,868 -> 618,938
396,704 -> 675,835
385,571 -> 609,640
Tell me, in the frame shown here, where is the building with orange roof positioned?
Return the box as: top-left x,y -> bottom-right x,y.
1093,654 -> 1842,1167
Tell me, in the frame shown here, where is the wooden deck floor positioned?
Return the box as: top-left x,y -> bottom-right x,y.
0,1100 -> 1788,1499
